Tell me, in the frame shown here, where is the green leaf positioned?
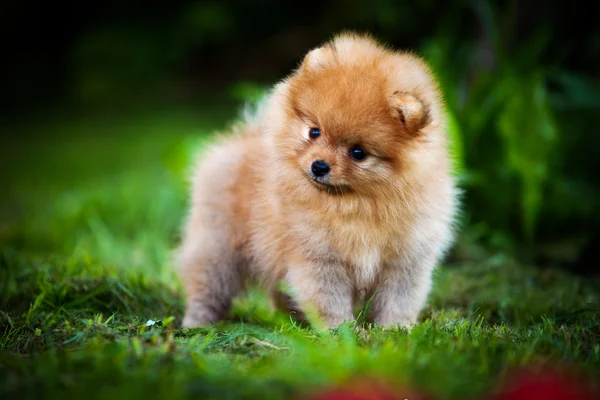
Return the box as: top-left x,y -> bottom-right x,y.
497,72 -> 557,240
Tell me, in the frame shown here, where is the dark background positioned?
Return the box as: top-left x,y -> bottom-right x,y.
3,0 -> 600,274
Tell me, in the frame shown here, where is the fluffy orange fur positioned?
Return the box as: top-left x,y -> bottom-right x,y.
177,32 -> 459,328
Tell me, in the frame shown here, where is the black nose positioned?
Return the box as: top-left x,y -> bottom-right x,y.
311,160 -> 330,177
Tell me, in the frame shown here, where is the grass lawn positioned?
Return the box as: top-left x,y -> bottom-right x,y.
1,103 -> 599,400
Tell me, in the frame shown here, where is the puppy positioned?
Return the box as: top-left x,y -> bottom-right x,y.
177,32 -> 458,328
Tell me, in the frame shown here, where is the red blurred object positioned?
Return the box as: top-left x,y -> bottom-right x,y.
305,380 -> 428,400
305,369 -> 598,400
490,370 -> 599,400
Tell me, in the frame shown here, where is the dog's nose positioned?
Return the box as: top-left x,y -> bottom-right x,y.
311,160 -> 330,177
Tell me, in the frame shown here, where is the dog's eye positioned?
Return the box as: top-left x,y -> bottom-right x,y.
308,127 -> 321,140
349,145 -> 368,161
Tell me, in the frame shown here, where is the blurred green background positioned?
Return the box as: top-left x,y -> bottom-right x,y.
2,0 -> 600,273
1,3 -> 599,399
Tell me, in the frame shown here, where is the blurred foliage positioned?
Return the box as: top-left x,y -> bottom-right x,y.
417,1 -> 599,265
3,0 -> 600,270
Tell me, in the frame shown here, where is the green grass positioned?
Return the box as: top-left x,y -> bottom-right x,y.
1,104 -> 599,400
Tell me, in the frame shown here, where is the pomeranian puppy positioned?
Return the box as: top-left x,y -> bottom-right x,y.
177,32 -> 458,328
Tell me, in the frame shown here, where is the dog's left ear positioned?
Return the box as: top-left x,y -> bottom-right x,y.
389,91 -> 431,135
301,46 -> 335,71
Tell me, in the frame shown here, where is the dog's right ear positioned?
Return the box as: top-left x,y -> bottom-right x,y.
301,44 -> 336,71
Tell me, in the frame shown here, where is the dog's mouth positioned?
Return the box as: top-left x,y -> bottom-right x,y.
304,173 -> 351,194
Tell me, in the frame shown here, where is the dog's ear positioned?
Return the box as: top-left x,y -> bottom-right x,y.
389,91 -> 431,135
301,44 -> 336,71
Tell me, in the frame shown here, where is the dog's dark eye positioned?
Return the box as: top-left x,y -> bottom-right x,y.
350,145 -> 368,161
308,127 -> 321,140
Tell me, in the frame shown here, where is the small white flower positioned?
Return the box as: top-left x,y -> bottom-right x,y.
146,319 -> 156,327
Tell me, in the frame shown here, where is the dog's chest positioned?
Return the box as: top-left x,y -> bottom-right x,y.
291,210 -> 406,287
331,220 -> 402,288
348,245 -> 381,289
